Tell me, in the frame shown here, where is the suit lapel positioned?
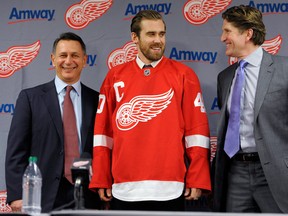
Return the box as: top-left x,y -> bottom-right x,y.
81,84 -> 92,151
222,64 -> 238,110
42,80 -> 64,145
254,52 -> 274,119
217,63 -> 237,145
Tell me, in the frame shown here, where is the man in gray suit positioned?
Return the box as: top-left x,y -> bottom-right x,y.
213,5 -> 288,213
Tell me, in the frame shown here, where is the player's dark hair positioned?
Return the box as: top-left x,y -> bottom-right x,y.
131,10 -> 166,37
52,32 -> 86,54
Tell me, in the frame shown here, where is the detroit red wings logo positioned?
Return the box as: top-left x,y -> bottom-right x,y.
116,89 -> 174,131
107,41 -> 138,69
0,41 -> 41,78
183,0 -> 232,25
0,191 -> 11,212
65,0 -> 113,30
228,35 -> 282,65
262,35 -> 282,55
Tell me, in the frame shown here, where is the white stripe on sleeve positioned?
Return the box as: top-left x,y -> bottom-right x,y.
185,134 -> 210,149
93,134 -> 113,149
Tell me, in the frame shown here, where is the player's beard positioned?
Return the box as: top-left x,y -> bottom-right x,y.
139,42 -> 165,62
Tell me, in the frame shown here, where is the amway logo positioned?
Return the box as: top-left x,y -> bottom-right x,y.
49,54 -> 97,69
0,104 -> 14,115
169,47 -> 217,64
249,1 -> 288,14
210,97 -> 219,115
8,7 -> 55,24
125,3 -> 172,17
86,54 -> 97,66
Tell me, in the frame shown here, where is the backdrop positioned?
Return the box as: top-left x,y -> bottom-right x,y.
1,0 -> 287,212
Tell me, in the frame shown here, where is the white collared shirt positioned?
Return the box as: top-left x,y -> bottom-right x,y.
136,56 -> 162,68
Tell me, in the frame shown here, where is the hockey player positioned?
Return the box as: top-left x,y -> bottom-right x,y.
89,9 -> 211,211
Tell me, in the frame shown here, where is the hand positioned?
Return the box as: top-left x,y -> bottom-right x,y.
98,188 -> 112,202
10,200 -> 22,212
184,188 -> 202,200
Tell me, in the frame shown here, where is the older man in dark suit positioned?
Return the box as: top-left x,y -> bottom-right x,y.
213,5 -> 288,213
5,32 -> 100,213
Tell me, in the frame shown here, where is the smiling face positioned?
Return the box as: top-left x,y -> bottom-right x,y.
221,19 -> 254,59
131,19 -> 166,64
51,40 -> 87,84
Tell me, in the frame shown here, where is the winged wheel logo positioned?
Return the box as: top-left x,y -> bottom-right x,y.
116,89 -> 174,131
0,41 -> 41,78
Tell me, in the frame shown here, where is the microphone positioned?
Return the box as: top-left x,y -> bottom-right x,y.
71,152 -> 92,210
71,152 -> 92,186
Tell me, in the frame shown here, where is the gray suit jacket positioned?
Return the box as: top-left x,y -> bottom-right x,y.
213,51 -> 288,212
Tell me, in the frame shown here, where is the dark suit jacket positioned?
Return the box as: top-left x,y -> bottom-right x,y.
213,51 -> 288,213
5,80 -> 99,213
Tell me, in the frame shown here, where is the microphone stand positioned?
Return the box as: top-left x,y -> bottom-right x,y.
74,177 -> 85,210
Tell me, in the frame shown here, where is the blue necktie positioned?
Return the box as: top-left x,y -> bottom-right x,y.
224,60 -> 248,158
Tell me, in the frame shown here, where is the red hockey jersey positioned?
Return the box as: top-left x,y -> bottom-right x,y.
89,57 -> 211,201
